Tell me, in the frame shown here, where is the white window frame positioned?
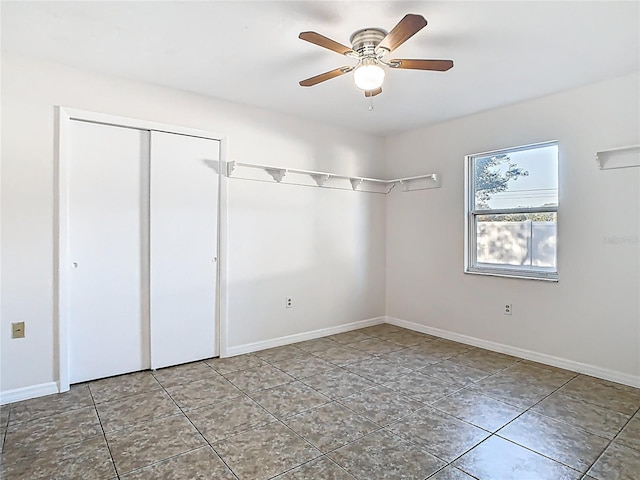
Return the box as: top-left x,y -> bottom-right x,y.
464,140 -> 559,281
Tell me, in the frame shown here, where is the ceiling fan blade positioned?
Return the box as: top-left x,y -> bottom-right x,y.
364,87 -> 382,97
299,31 -> 355,56
299,67 -> 351,87
389,59 -> 454,71
376,14 -> 427,53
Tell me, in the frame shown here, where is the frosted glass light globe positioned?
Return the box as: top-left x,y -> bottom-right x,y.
353,64 -> 385,91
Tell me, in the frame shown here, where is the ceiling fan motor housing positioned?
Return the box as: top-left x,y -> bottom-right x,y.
350,28 -> 388,58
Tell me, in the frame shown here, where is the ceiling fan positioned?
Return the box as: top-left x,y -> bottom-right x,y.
298,14 -> 453,97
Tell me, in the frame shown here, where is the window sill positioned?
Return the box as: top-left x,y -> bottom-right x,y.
465,267 -> 558,282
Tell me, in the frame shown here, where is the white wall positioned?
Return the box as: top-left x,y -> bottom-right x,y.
385,73 -> 640,384
3,52 -> 638,399
0,54 -> 386,394
226,181 -> 386,348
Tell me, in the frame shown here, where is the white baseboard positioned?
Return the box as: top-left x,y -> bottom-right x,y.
0,382 -> 59,405
386,316 -> 640,389
224,316 -> 385,357
5,315 -> 637,404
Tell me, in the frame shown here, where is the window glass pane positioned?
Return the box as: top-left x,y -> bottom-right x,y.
476,213 -> 557,269
473,144 -> 558,210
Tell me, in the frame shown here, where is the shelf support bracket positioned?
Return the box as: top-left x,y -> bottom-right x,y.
311,174 -> 331,187
265,168 -> 286,183
350,178 -> 363,191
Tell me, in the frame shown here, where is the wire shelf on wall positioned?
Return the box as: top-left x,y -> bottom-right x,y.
595,145 -> 640,170
226,161 -> 440,194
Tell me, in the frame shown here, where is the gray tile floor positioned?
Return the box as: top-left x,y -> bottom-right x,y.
2,324 -> 640,479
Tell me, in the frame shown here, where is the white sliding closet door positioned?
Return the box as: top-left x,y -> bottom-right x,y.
150,132 -> 220,369
68,120 -> 150,383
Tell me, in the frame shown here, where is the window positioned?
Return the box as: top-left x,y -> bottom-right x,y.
465,141 -> 559,281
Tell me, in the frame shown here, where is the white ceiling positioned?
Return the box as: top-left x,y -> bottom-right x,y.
2,1 -> 639,135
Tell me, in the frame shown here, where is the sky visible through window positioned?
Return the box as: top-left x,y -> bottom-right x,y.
479,144 -> 558,210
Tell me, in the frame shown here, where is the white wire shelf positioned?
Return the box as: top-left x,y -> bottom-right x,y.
595,145 -> 640,170
226,161 -> 440,194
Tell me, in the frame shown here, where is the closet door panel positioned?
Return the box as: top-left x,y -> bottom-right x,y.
150,132 -> 219,369
68,121 -> 150,383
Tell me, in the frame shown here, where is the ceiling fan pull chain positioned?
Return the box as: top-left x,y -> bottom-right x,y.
368,96 -> 374,111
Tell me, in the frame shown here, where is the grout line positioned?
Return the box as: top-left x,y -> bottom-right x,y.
154,359 -> 278,479
456,373 -> 600,476
87,384 -> 121,480
6,327 -> 638,480
0,404 -> 9,457
86,371 -> 163,406
118,445 -> 211,477
315,339 -> 591,477
265,456 -> 326,479
0,427 -> 7,458
548,376 -> 640,416
194,332 -> 432,477
513,376 -> 632,441
154,376 -> 241,480
580,404 -> 640,478
147,370 -> 246,479
268,400 -> 391,476
425,464 -> 482,480
144,339 -> 634,479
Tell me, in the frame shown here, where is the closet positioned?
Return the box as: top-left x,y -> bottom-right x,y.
65,117 -> 219,384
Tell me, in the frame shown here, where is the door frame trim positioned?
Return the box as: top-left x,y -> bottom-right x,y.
55,107 -> 228,392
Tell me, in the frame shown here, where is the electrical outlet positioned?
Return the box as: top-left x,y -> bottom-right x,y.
504,304 -> 512,315
285,297 -> 293,308
12,321 -> 25,339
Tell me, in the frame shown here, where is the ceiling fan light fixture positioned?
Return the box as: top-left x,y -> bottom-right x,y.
298,14 -> 453,95
353,62 -> 385,91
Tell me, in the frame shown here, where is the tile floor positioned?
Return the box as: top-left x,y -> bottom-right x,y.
1,324 -> 640,480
